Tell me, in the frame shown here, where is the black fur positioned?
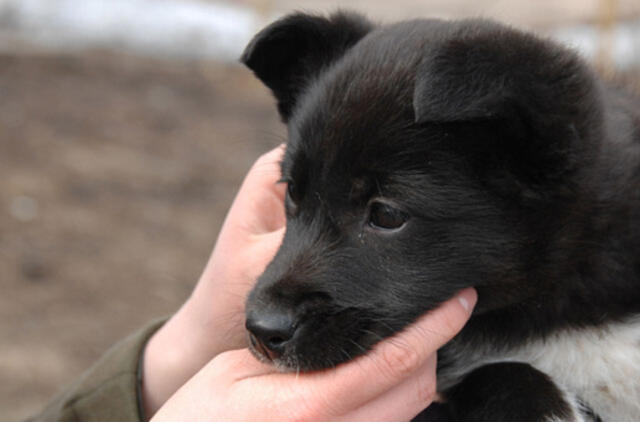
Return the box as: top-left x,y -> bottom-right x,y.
443,362 -> 574,422
241,11 -> 373,121
242,11 -> 640,421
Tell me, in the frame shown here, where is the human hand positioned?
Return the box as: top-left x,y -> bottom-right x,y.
152,288 -> 476,422
142,146 -> 287,417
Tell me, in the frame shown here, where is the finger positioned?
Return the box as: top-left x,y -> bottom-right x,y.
244,144 -> 286,196
244,227 -> 286,279
335,354 -> 438,422
251,183 -> 287,233
285,288 -> 477,415
235,146 -> 287,233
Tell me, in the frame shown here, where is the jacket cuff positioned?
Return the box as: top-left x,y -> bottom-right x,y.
28,318 -> 166,422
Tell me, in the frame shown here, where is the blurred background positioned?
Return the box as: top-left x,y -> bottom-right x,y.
1,0 -> 639,420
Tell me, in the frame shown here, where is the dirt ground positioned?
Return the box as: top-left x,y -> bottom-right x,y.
0,51 -> 282,421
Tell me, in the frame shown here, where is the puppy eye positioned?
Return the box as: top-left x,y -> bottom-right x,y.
285,182 -> 299,215
368,202 -> 408,230
287,181 -> 296,202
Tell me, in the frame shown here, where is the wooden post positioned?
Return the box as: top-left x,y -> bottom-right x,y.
596,0 -> 618,76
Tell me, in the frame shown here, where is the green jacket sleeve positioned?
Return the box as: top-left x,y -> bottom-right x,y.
26,319 -> 166,422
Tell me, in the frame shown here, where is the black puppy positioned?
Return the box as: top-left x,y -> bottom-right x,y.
241,11 -> 640,422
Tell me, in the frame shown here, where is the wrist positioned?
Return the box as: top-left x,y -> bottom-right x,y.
141,301 -> 227,418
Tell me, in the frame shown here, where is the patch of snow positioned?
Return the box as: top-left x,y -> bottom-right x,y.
0,0 -> 259,61
552,19 -> 640,70
0,0 -> 638,69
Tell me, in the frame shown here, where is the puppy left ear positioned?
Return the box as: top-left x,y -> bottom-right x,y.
413,21 -> 600,128
413,21 -> 604,188
242,11 -> 373,122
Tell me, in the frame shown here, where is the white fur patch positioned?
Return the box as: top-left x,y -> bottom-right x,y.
440,318 -> 640,422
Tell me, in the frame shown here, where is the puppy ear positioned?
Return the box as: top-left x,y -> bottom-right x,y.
413,22 -> 600,127
413,22 -> 603,189
241,11 -> 373,121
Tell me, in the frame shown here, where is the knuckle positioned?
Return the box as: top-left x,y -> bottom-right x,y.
381,343 -> 422,379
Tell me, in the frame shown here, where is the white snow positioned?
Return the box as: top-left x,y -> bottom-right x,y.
0,0 -> 259,61
0,0 -> 638,68
553,20 -> 640,70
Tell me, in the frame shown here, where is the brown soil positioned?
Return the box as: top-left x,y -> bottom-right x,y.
0,51 -> 282,421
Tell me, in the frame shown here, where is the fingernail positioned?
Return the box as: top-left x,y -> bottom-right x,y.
458,296 -> 470,311
457,288 -> 476,312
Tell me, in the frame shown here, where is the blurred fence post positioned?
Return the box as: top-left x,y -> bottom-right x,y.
246,0 -> 273,20
596,0 -> 618,76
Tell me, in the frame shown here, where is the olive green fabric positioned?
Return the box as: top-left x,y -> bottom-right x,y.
27,319 -> 166,422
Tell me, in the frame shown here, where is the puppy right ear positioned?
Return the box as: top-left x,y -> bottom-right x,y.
241,11 -> 373,122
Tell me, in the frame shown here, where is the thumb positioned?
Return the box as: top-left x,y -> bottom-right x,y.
288,288 -> 478,414
358,287 -> 477,382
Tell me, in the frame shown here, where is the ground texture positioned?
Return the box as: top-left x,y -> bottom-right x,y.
0,52 -> 281,420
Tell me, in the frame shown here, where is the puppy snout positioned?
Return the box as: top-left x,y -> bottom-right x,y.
246,309 -> 298,361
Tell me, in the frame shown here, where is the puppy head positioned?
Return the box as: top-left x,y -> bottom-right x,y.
242,12 -> 603,371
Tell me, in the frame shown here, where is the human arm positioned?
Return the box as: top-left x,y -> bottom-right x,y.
26,320 -> 164,422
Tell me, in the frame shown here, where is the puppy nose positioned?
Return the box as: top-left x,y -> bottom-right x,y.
246,310 -> 297,360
